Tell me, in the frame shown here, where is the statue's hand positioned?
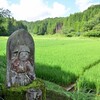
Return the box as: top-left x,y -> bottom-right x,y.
28,73 -> 36,80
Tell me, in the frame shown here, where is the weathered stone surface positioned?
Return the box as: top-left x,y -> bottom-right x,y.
26,88 -> 42,100
6,29 -> 36,87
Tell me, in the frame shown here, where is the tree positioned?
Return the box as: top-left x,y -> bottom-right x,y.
0,8 -> 11,24
0,8 -> 27,36
0,8 -> 11,36
0,8 -> 11,17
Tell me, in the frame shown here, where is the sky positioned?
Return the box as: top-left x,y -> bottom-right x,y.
0,0 -> 100,22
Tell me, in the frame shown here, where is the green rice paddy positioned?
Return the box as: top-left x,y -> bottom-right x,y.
0,36 -> 100,94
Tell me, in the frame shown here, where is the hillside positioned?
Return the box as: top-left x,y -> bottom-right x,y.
23,4 -> 100,37
0,4 -> 100,37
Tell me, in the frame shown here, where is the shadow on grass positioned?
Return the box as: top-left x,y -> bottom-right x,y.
35,63 -> 77,86
0,55 -> 6,84
0,55 -> 77,86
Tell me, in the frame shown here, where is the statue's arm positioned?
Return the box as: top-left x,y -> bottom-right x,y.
27,61 -> 36,79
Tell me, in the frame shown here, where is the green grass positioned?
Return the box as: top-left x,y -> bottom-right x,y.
34,37 -> 100,85
77,63 -> 100,94
0,36 -> 100,94
44,80 -> 96,100
0,37 -> 7,55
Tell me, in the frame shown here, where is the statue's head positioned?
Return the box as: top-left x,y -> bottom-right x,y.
19,45 -> 30,53
18,45 -> 30,61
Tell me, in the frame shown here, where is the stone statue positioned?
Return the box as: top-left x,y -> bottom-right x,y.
6,29 -> 36,87
26,88 -> 42,100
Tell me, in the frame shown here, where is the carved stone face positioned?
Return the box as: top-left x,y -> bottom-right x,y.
19,51 -> 29,61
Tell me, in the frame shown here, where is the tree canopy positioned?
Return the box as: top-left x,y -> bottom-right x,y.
0,8 -> 27,36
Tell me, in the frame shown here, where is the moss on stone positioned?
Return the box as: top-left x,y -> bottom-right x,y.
0,79 -> 46,100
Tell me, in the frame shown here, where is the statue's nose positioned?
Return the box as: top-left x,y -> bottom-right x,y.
23,55 -> 26,57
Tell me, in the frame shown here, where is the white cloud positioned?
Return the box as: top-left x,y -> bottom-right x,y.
75,0 -> 99,12
50,2 -> 69,18
0,0 -> 9,8
0,0 -> 69,21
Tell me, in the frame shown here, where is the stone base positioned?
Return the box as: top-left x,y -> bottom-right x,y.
0,79 -> 46,100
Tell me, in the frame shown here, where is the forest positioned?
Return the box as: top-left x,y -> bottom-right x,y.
0,4 -> 100,37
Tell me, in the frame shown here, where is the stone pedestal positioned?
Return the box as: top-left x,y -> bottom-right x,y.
0,79 -> 46,100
